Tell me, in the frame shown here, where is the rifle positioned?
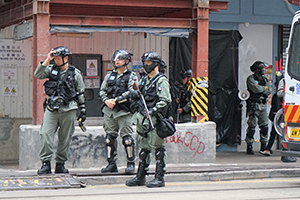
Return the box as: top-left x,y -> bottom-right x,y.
78,118 -> 87,132
176,90 -> 184,124
133,82 -> 154,130
176,103 -> 180,124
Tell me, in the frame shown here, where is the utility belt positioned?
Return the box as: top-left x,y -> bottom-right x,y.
44,96 -> 73,112
114,103 -> 130,112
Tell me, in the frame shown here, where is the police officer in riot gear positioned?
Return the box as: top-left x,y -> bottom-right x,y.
176,69 -> 192,123
125,51 -> 172,188
34,46 -> 86,174
245,61 -> 271,154
99,49 -> 136,174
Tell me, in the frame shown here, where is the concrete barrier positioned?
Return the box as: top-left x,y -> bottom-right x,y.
19,122 -> 216,170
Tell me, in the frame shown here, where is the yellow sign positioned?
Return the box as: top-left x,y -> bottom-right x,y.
89,62 -> 95,68
188,77 -> 209,123
3,85 -> 17,96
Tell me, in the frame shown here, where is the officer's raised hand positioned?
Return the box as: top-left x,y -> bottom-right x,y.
42,48 -> 56,66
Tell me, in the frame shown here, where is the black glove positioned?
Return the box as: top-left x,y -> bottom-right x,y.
77,111 -> 86,122
130,90 -> 141,101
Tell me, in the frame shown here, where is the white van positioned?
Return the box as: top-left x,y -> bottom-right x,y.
280,10 -> 300,157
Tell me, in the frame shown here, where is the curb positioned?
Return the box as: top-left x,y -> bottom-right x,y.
76,168 -> 300,186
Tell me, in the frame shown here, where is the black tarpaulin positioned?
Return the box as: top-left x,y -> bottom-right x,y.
169,30 -> 243,145
209,30 -> 242,145
169,35 -> 192,119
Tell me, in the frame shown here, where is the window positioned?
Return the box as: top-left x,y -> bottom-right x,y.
287,21 -> 300,81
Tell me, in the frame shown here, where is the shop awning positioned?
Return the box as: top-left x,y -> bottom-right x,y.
50,26 -> 190,38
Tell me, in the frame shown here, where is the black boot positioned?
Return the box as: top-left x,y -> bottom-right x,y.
37,161 -> 51,175
247,144 -> 254,155
125,162 -> 135,174
55,162 -> 69,174
146,148 -> 166,188
126,149 -> 149,187
101,162 -> 118,173
126,162 -> 148,186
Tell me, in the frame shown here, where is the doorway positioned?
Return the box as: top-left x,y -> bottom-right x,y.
69,54 -> 103,117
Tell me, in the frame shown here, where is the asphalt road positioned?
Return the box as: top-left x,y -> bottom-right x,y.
2,178 -> 300,200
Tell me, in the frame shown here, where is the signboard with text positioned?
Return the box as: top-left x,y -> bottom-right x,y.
0,39 -> 32,67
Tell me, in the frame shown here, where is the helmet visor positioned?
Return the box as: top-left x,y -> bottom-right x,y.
113,52 -> 127,61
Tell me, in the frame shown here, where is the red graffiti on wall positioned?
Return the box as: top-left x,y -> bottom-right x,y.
165,131 -> 205,157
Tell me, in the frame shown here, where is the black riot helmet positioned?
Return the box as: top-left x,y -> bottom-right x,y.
250,61 -> 268,72
180,69 -> 192,78
52,46 -> 72,58
141,51 -> 162,63
52,46 -> 72,67
111,49 -> 133,68
158,60 -> 167,73
141,51 -> 162,74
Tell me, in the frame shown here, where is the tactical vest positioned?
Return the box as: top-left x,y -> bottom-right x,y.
139,73 -> 168,116
248,74 -> 268,103
106,70 -> 131,111
43,65 -> 77,104
179,84 -> 191,108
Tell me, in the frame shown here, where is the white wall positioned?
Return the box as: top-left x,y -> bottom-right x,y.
238,23 -> 273,141
0,26 -> 33,118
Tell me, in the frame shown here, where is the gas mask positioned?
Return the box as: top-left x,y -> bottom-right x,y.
144,62 -> 157,74
255,68 -> 265,76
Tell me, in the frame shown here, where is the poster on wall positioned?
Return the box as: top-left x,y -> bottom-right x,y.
2,68 -> 17,80
86,59 -> 98,76
3,85 -> 18,96
84,76 -> 100,88
132,61 -> 146,78
0,39 -> 31,67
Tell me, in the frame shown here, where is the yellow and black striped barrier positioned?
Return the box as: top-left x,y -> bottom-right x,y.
187,77 -> 209,123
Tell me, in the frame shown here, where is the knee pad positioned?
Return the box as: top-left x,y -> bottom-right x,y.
260,125 -> 268,136
247,128 -> 256,138
155,147 -> 165,160
139,149 -> 150,160
122,135 -> 134,147
105,134 -> 116,147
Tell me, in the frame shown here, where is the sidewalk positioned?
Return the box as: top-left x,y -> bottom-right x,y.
1,150 -> 300,189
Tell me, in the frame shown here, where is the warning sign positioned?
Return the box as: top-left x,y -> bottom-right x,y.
86,59 -> 98,76
0,39 -> 31,66
3,85 -> 17,96
2,68 -> 17,80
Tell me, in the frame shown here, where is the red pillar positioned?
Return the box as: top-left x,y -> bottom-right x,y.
192,1 -> 209,122
32,1 -> 50,124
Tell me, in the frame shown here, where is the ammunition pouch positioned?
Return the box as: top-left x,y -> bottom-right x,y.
46,96 -> 64,112
44,81 -> 57,97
